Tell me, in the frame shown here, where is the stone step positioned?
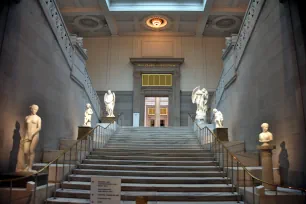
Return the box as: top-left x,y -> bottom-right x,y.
69,175 -> 230,184
62,181 -> 234,192
93,148 -> 210,153
46,198 -> 243,204
102,147 -> 204,150
83,159 -> 218,166
78,164 -> 222,171
105,144 -> 201,148
86,155 -> 214,161
72,169 -> 226,177
90,151 -> 214,157
104,143 -> 200,146
54,189 -> 240,201
106,142 -> 200,145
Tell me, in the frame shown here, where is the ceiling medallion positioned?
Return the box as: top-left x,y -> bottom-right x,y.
211,16 -> 242,32
73,16 -> 105,32
143,15 -> 171,31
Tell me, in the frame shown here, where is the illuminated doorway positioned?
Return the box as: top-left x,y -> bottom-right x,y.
144,97 -> 169,127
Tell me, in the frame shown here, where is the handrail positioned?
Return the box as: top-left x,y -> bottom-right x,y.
188,113 -> 306,196
0,119 -> 119,203
0,123 -> 114,183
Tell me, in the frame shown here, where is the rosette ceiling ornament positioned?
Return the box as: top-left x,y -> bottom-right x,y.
73,16 -> 106,32
143,15 -> 171,31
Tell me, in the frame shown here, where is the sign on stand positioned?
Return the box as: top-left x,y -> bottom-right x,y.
90,176 -> 121,204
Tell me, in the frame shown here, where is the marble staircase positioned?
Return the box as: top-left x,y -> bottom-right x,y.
46,127 -> 242,204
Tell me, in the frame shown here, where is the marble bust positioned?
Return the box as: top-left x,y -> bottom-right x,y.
213,108 -> 223,128
104,90 -> 115,117
259,123 -> 273,146
191,86 -> 209,121
83,103 -> 93,127
16,104 -> 42,173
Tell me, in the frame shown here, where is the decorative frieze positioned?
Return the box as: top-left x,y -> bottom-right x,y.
39,0 -> 73,68
234,0 -> 266,69
39,0 -> 101,117
215,0 -> 266,106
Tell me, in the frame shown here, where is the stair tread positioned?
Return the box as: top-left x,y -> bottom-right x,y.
75,169 -> 223,173
69,175 -> 228,180
46,198 -> 243,204
84,159 -> 215,163
63,181 -> 231,188
79,164 -> 219,168
56,188 -> 238,196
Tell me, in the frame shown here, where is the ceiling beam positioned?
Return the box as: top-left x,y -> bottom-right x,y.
195,0 -> 215,37
120,31 -> 195,37
60,7 -> 104,16
210,7 -> 246,16
98,0 -> 118,36
104,15 -> 119,36
133,16 -> 140,32
73,0 -> 83,8
173,14 -> 180,32
232,0 -> 240,7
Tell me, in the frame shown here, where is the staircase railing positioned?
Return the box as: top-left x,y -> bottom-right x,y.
0,117 -> 121,204
188,113 -> 306,203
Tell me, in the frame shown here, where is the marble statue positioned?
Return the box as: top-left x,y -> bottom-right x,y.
83,103 -> 93,127
259,123 -> 273,146
213,108 -> 223,128
192,86 -> 209,121
16,104 -> 42,173
104,90 -> 115,117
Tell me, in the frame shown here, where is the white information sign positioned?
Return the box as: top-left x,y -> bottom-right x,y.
90,176 -> 121,204
133,112 -> 140,127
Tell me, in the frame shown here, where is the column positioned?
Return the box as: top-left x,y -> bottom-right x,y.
155,97 -> 160,127
257,144 -> 276,190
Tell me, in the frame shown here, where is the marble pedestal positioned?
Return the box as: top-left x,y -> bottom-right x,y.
78,126 -> 93,140
257,144 -> 276,190
101,117 -> 116,123
213,128 -> 229,141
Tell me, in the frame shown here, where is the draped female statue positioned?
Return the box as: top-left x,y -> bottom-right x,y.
84,103 -> 93,127
104,90 -> 115,117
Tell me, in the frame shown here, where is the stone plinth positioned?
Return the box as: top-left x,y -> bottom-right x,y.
136,196 -> 148,204
101,117 -> 116,123
213,128 -> 229,141
257,144 -> 276,190
78,126 -> 93,140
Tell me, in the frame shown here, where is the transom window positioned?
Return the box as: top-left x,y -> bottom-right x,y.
142,74 -> 172,86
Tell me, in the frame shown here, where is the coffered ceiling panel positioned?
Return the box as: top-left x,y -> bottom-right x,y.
56,0 -> 249,37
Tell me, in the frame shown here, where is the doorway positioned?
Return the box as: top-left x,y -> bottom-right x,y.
144,97 -> 169,127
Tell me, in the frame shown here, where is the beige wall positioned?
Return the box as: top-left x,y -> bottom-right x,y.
84,36 -> 225,92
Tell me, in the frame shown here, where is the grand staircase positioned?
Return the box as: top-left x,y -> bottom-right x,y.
46,127 -> 242,203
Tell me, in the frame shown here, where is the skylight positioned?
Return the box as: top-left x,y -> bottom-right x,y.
105,0 -> 207,11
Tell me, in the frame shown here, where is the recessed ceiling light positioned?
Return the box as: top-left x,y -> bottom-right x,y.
145,16 -> 168,30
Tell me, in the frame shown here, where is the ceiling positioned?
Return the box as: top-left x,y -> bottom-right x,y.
56,0 -> 249,37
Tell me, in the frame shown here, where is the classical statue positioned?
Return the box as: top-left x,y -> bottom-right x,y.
259,123 -> 273,146
83,103 -> 93,127
192,86 -> 209,121
104,90 -> 115,117
16,104 -> 42,173
213,108 -> 223,128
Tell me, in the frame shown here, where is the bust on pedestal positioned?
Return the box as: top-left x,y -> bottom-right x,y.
212,109 -> 228,141
257,123 -> 276,190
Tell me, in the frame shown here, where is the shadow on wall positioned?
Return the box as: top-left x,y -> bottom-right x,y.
279,141 -> 289,186
8,121 -> 20,172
